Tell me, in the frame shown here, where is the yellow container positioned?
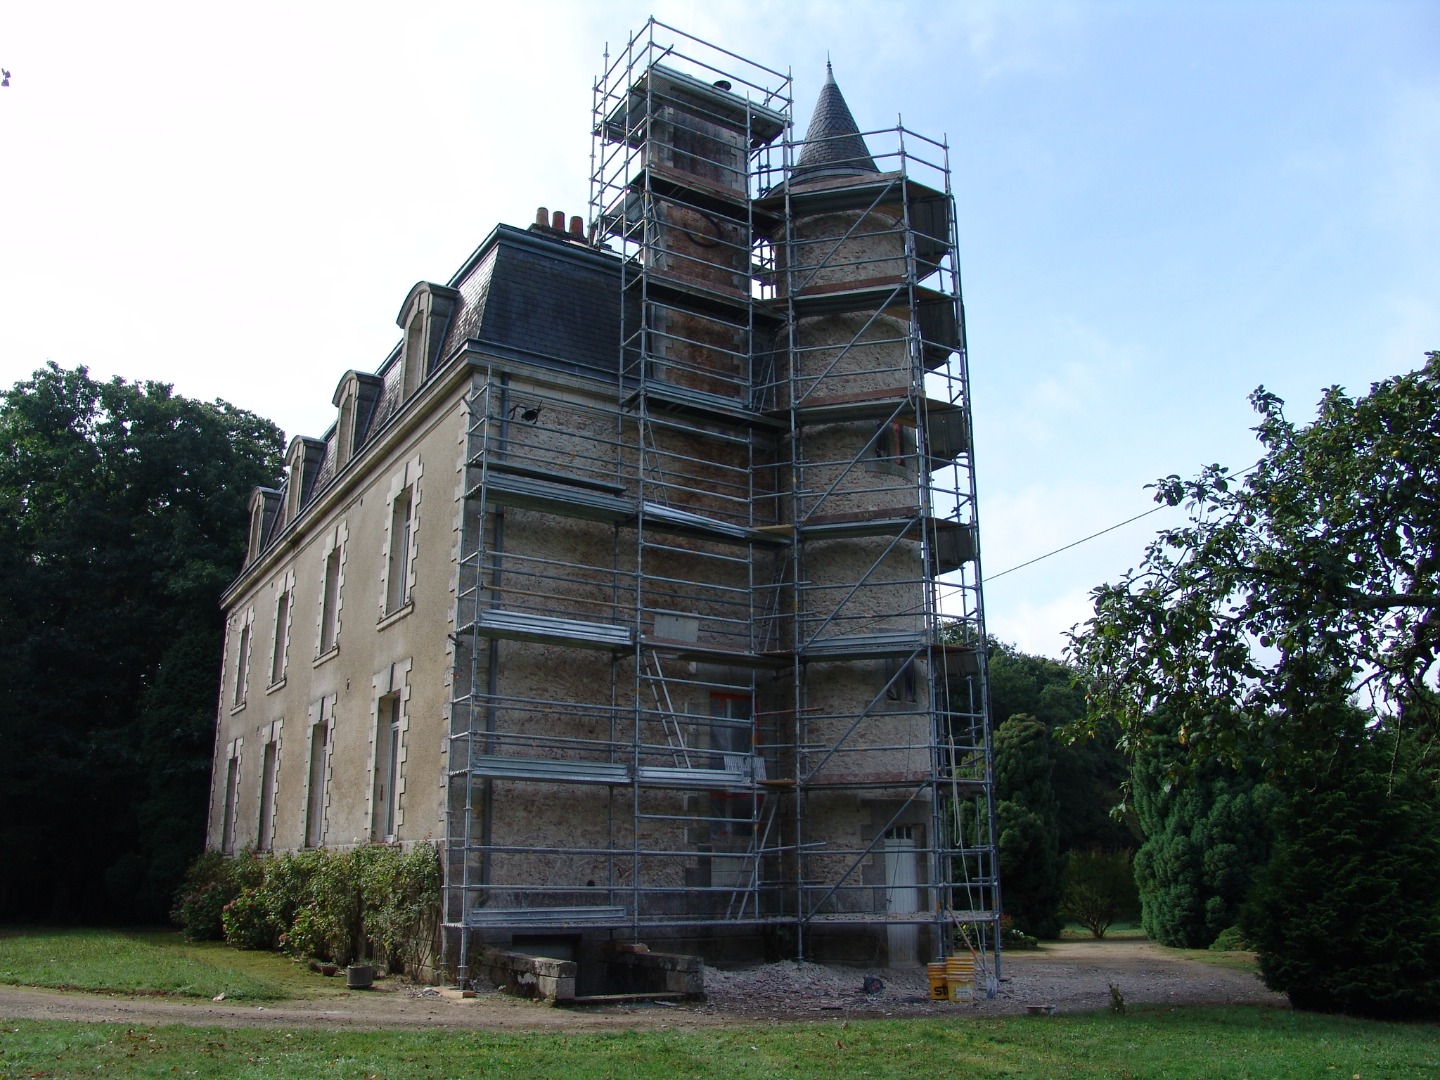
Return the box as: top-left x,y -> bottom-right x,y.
945,953 -> 976,1001
926,961 -> 948,1000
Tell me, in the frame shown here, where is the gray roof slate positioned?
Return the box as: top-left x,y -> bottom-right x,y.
791,64 -> 878,186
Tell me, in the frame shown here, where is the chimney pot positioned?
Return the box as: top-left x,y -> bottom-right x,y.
552,210 -> 565,231
536,206 -> 549,227
569,215 -> 584,236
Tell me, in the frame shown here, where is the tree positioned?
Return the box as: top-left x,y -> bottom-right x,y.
1068,352 -> 1440,1016
0,364 -> 283,921
1060,849 -> 1139,940
988,642 -> 1135,854
1241,725 -> 1440,1019
1069,352 -> 1440,772
992,715 -> 1064,938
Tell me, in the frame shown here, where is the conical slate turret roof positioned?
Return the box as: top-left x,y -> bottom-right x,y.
790,62 -> 879,186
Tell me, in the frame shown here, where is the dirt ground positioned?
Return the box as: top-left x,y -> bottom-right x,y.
0,939 -> 1287,1032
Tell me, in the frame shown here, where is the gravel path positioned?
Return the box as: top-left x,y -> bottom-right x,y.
0,940 -> 1285,1031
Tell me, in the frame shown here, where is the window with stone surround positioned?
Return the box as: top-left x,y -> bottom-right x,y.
380,457 -> 422,621
231,608 -> 254,710
304,697 -> 333,848
316,524 -> 347,658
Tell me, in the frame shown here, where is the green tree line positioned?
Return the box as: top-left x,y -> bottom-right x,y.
0,364 -> 283,922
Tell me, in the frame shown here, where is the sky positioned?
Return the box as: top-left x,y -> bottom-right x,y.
2,0 -> 1437,659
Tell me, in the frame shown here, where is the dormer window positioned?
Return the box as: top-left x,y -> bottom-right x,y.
246,488 -> 281,564
283,437 -> 327,525
395,282 -> 459,401
330,371 -> 384,471
403,310 -> 425,398
336,385 -> 357,468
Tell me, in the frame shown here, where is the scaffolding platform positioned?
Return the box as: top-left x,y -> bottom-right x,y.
461,611 -> 635,652
467,905 -> 630,928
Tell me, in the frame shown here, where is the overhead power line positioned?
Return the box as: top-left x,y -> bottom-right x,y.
983,461 -> 1262,584
983,504 -> 1169,583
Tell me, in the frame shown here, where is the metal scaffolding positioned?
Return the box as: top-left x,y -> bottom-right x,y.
445,18 -> 999,987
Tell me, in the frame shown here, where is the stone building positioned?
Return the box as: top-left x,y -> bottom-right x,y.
208,22 -> 999,984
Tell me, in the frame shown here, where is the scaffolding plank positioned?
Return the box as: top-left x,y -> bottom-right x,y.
600,63 -> 788,149
644,267 -> 753,313
466,905 -> 629,928
932,519 -> 978,572
644,637 -> 792,668
795,511 -> 976,570
470,611 -> 635,651
642,501 -> 788,545
480,461 -> 625,495
470,472 -> 633,524
622,383 -> 787,430
924,407 -> 969,464
801,910 -> 995,926
636,764 -> 756,790
753,170 -> 944,217
469,755 -> 630,785
465,755 -> 764,791
801,631 -> 927,660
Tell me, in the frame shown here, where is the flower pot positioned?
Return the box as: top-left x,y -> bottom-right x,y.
346,964 -> 375,989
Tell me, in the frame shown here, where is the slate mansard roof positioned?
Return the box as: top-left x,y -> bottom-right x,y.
248,224 -> 626,561
445,225 -> 626,376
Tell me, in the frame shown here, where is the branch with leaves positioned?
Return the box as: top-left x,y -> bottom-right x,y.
1068,351 -> 1440,774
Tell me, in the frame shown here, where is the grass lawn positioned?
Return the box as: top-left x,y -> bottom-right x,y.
0,1008 -> 1437,1079
0,929 -> 1436,1077
0,927 -> 341,1002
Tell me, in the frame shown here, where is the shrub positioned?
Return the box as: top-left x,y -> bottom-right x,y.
175,843 -> 442,975
1131,746 -> 1278,949
1241,735 -> 1440,1020
221,889 -> 276,950
171,849 -> 263,940
361,844 -> 442,974
1060,849 -> 1139,939
1208,925 -> 1249,952
954,917 -> 1034,952
221,850 -> 324,952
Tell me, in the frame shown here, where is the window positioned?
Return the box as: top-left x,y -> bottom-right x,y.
246,488 -> 279,564
318,543 -> 342,656
395,283 -> 457,401
220,741 -> 241,854
284,438 -> 325,525
380,459 -> 421,622
372,693 -> 402,841
874,420 -> 910,464
335,384 -> 357,469
386,486 -> 413,613
403,313 -> 425,397
256,726 -> 278,852
232,612 -> 254,709
305,698 -> 332,848
884,658 -> 918,703
270,584 -> 292,686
